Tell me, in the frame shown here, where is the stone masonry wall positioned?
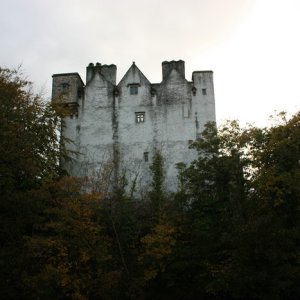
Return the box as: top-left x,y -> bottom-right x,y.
52,61 -> 216,193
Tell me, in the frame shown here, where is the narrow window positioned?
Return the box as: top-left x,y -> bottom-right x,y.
202,88 -> 207,95
130,85 -> 138,95
77,88 -> 82,98
192,86 -> 197,96
144,152 -> 149,162
135,112 -> 145,123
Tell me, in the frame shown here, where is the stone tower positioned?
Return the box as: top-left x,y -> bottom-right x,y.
52,60 -> 216,193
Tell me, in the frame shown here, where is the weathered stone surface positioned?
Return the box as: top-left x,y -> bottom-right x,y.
52,60 -> 216,193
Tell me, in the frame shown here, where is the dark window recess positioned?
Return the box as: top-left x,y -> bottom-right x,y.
135,112 -> 145,123
130,85 -> 138,95
70,112 -> 78,119
202,88 -> 207,95
144,152 -> 149,162
192,86 -> 197,96
150,87 -> 156,96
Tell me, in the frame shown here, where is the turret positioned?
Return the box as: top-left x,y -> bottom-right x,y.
191,70 -> 216,128
192,71 -> 214,97
52,73 -> 84,105
51,73 -> 84,118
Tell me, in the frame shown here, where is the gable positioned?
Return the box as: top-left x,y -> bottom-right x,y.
118,62 -> 151,88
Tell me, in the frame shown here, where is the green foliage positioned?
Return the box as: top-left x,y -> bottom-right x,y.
169,115 -> 300,300
0,67 -> 68,299
149,151 -> 165,218
21,178 -> 118,300
0,67 -> 64,191
1,68 -> 299,299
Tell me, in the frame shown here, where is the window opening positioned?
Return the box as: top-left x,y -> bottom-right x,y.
144,152 -> 149,162
202,88 -> 207,95
130,85 -> 138,95
135,112 -> 145,123
192,86 -> 197,96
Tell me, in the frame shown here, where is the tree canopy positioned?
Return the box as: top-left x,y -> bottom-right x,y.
0,67 -> 64,191
1,67 -> 299,299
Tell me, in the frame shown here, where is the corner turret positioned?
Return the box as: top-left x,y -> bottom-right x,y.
51,73 -> 84,117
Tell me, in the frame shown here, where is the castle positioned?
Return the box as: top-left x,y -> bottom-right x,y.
51,60 -> 216,193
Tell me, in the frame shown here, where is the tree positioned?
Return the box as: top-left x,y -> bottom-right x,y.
149,151 -> 165,219
170,115 -> 300,300
228,112 -> 300,300
0,67 -> 67,298
20,177 -> 119,300
0,67 -> 64,192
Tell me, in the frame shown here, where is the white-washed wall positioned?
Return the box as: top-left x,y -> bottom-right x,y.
52,61 -> 216,193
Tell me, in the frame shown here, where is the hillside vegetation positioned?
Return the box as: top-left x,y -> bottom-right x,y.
1,68 -> 299,300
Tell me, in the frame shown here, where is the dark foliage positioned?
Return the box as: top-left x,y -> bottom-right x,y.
1,67 -> 299,299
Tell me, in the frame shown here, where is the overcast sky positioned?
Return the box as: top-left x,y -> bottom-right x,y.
1,0 -> 300,126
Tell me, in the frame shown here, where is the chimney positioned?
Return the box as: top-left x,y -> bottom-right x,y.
86,63 -> 95,83
101,64 -> 117,85
162,60 -> 185,80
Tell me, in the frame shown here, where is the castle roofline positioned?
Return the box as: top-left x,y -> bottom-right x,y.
52,72 -> 85,86
192,70 -> 213,73
162,59 -> 184,64
87,63 -> 116,68
117,62 -> 151,86
102,64 -> 116,68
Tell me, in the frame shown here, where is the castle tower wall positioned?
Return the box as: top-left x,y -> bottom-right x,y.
51,73 -> 84,174
191,71 -> 216,135
52,73 -> 84,105
76,70 -> 116,181
157,65 -> 194,189
115,63 -> 154,191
